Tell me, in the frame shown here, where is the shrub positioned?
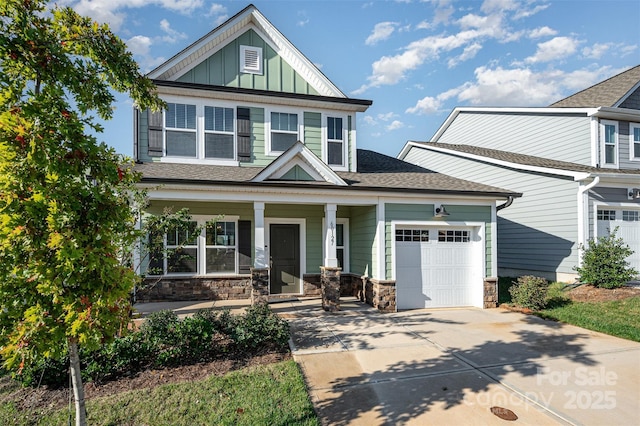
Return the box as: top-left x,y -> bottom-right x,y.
232,304 -> 290,352
576,229 -> 638,289
509,275 -> 549,310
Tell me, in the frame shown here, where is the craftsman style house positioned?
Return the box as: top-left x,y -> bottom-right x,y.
400,66 -> 640,281
134,4 -> 519,311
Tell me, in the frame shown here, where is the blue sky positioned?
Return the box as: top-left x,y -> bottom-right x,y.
59,0 -> 640,158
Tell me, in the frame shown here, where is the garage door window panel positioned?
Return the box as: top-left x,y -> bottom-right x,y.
438,230 -> 470,242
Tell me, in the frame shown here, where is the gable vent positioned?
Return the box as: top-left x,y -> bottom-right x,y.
240,45 -> 262,75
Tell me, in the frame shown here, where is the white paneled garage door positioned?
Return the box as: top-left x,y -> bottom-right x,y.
395,226 -> 483,310
597,208 -> 640,270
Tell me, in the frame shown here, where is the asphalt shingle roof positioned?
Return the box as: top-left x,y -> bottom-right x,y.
550,65 -> 640,108
135,149 -> 519,197
420,142 -> 640,175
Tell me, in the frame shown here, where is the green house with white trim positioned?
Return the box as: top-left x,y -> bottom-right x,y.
134,4 -> 519,311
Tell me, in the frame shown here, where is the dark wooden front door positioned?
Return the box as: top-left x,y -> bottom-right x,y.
270,224 -> 300,294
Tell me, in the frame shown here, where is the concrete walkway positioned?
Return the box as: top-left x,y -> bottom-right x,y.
283,301 -> 640,425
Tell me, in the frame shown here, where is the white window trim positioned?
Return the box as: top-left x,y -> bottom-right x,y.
265,107 -> 302,156
600,119 -> 618,168
240,45 -> 263,75
160,96 -> 240,166
322,218 -> 350,272
323,113 -> 349,172
630,122 -> 640,162
204,105 -> 236,161
159,215 -> 240,277
164,102 -> 197,159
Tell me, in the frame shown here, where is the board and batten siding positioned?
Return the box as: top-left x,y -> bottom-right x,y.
404,147 -> 581,276
349,205 -> 377,279
176,29 -> 319,96
436,112 -> 592,166
384,204 -> 492,278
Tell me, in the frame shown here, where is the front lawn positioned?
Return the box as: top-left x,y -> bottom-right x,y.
0,360 -> 317,426
536,296 -> 640,342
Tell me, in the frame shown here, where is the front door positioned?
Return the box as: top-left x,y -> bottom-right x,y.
270,224 -> 300,294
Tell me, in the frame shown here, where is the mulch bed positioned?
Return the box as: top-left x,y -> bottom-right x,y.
564,284 -> 640,303
1,352 -> 290,413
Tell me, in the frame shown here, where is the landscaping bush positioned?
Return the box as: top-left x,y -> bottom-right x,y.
9,304 -> 291,388
509,275 -> 549,310
576,229 -> 638,289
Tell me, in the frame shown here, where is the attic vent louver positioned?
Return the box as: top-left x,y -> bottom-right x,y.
240,45 -> 262,75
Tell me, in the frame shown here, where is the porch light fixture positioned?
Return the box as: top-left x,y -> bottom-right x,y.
435,205 -> 450,217
628,188 -> 640,200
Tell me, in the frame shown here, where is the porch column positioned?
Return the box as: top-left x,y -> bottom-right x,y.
254,202 -> 266,268
324,203 -> 338,267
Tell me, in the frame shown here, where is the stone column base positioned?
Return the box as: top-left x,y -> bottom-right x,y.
250,268 -> 269,306
362,277 -> 396,312
321,266 -> 341,312
483,277 -> 498,308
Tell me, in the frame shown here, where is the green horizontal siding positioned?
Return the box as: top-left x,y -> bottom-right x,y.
350,205 -> 377,278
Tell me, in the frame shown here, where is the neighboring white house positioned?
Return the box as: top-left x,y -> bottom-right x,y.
400,65 -> 640,282
133,4 -> 519,311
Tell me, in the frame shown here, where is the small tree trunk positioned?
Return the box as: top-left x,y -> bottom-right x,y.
68,338 -> 87,426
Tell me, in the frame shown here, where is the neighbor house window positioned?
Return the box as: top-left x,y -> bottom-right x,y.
204,106 -> 234,159
165,103 -> 196,157
270,112 -> 298,152
631,123 -> 640,160
327,117 -> 344,166
622,211 -> 639,222
597,210 -> 616,221
600,120 -> 618,166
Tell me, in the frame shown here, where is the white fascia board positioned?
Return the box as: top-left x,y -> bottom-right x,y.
589,106 -> 640,121
251,142 -> 347,186
592,174 -> 640,187
403,141 -> 592,181
430,107 -> 594,142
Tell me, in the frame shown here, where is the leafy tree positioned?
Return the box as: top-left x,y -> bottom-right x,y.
0,1 -> 162,424
576,228 -> 639,289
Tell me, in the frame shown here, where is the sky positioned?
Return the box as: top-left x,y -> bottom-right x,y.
57,0 -> 640,158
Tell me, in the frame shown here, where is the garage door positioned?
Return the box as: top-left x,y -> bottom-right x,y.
597,209 -> 640,270
395,227 -> 482,309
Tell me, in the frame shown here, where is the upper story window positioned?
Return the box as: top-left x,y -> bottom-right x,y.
165,103 -> 196,157
204,106 -> 234,159
240,45 -> 262,75
327,117 -> 344,167
600,120 -> 618,167
631,123 -> 640,161
270,112 -> 299,153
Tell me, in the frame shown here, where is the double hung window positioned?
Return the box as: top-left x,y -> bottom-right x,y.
270,112 -> 298,152
631,123 -> 640,160
600,120 -> 618,166
327,117 -> 344,166
165,103 -> 197,157
204,106 -> 234,159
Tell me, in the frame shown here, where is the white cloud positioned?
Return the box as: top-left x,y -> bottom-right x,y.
365,22 -> 398,46
513,3 -> 549,19
448,42 -> 482,68
363,115 -> 377,126
377,112 -> 398,121
386,120 -> 405,131
126,35 -> 153,56
582,43 -> 611,59
406,87 -> 459,115
481,0 -> 518,14
528,26 -> 557,39
159,19 -> 187,43
525,36 -> 579,63
619,44 -> 638,57
206,3 -> 228,25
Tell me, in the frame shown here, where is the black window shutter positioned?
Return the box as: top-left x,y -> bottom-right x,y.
238,220 -> 252,273
148,109 -> 163,157
237,108 -> 251,162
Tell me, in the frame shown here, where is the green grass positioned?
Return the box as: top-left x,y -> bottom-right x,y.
0,360 -> 318,426
537,296 -> 640,342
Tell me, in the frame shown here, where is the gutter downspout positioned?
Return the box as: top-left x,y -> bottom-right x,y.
496,195 -> 514,211
577,176 -> 600,267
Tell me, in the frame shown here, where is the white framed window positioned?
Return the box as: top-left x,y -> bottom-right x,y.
268,111 -> 300,154
326,116 -> 346,168
597,210 -> 616,221
600,119 -> 618,167
438,229 -> 470,243
395,229 -> 429,242
204,106 -> 234,159
148,216 -> 239,276
623,210 -> 640,222
240,45 -> 262,75
630,123 -> 640,161
165,103 -> 197,157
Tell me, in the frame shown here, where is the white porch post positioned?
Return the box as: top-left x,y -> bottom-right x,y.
254,202 -> 266,268
324,203 -> 338,267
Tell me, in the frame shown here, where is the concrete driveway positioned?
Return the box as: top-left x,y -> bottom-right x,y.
273,298 -> 640,425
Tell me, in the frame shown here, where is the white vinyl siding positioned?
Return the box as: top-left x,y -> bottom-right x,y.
435,112 -> 592,166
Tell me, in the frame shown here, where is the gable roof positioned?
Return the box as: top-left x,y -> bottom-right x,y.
550,65 -> 640,108
147,4 -> 344,98
135,150 -> 520,198
402,142 -> 640,178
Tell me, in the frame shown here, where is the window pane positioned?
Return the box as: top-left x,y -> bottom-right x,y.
328,117 -> 343,140
605,144 -> 615,164
205,106 -> 234,132
272,132 -> 297,152
271,112 -> 297,131
165,103 -> 176,128
206,248 -> 236,273
635,142 -> 640,159
206,222 -> 235,246
328,141 -> 343,165
337,248 -> 344,270
604,124 -> 615,143
205,134 -> 234,159
168,248 -> 197,273
336,223 -> 344,247
166,131 -> 196,157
